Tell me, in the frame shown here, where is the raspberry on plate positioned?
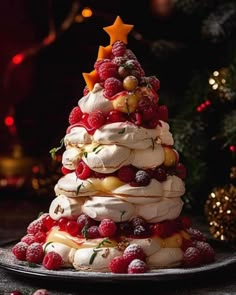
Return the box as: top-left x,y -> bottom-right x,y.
182,246 -> 202,268
195,241 -> 216,263
26,242 -> 44,264
123,244 -> 146,264
109,256 -> 128,273
127,259 -> 148,274
43,251 -> 63,270
12,242 -> 28,261
27,218 -> 46,235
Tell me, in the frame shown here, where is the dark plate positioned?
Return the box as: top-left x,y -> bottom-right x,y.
0,241 -> 236,283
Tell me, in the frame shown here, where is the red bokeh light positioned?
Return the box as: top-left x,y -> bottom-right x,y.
12,53 -> 24,65
4,116 -> 14,127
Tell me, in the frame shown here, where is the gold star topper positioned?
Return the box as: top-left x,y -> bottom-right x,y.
103,16 -> 134,45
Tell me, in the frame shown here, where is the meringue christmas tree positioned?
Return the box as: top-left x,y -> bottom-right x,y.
12,16 -> 216,273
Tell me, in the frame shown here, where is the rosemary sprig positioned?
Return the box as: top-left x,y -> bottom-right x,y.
49,138 -> 64,159
89,238 -> 112,265
76,182 -> 84,195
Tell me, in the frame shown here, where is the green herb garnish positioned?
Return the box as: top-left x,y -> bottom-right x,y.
81,221 -> 89,239
43,241 -> 54,254
76,182 -> 84,195
83,151 -> 88,158
49,138 -> 64,159
118,128 -> 126,134
89,238 -> 112,265
120,210 -> 126,222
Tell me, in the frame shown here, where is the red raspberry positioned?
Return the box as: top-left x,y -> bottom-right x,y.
61,166 -> 72,175
87,225 -> 100,238
104,77 -> 123,98
112,56 -> 127,66
43,251 -> 63,270
151,223 -> 166,237
26,242 -> 44,264
12,242 -> 28,261
27,218 -> 46,235
21,234 -> 36,245
34,231 -> 47,243
124,49 -> 137,60
125,60 -> 144,79
83,85 -> 89,96
127,259 -> 148,274
98,218 -> 117,237
187,227 -> 207,242
58,217 -> 68,230
147,76 -> 160,91
42,214 -> 56,231
176,163 -> 187,179
32,289 -> 49,295
112,41 -> 127,57
77,213 -> 97,232
106,110 -> 127,123
75,160 -> 92,179
153,167 -> 167,182
179,216 -> 192,229
123,244 -> 146,264
98,62 -> 118,80
117,165 -> 136,182
182,247 -> 202,268
181,238 -> 194,252
68,106 -> 83,125
109,256 -> 128,273
66,220 -> 79,236
94,58 -> 110,71
157,105 -> 168,122
87,110 -> 106,129
195,241 -> 216,264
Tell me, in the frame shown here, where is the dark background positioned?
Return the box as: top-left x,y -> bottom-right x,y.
0,0 -> 228,156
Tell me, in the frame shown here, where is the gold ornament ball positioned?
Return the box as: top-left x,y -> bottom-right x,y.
205,184 -> 236,242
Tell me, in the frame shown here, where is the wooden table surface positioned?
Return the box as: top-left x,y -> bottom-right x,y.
0,193 -> 236,295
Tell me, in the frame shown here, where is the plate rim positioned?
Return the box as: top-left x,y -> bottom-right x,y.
1,242 -> 236,283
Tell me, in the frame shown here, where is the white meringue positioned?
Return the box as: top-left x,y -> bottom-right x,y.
136,197 -> 183,223
82,196 -> 135,222
78,83 -> 113,113
55,172 -> 99,197
162,175 -> 185,197
62,147 -> 82,170
64,127 -> 92,147
156,120 -> 174,146
83,144 -> 133,173
49,194 -> 84,220
132,144 -> 164,169
43,242 -> 76,267
72,247 -> 122,272
146,248 -> 183,268
93,122 -> 158,149
112,179 -> 163,197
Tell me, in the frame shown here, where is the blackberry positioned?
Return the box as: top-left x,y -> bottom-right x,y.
131,216 -> 146,228
135,170 -> 151,186
118,222 -> 132,236
133,225 -> 148,237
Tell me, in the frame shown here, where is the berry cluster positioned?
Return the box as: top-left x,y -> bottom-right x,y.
181,227 -> 216,267
109,243 -> 147,274
12,214 -> 64,270
67,41 -> 167,133
62,160 -> 187,186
